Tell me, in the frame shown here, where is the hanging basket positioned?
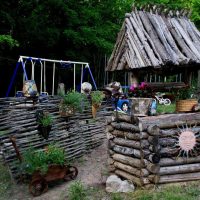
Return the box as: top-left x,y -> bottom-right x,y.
23,80 -> 38,97
92,104 -> 100,118
176,99 -> 198,112
128,97 -> 152,116
59,104 -> 75,117
38,125 -> 52,140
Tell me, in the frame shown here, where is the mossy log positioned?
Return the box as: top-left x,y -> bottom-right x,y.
159,163 -> 200,175
114,161 -> 149,177
113,145 -> 141,158
158,172 -> 200,183
111,122 -> 140,132
112,153 -> 146,168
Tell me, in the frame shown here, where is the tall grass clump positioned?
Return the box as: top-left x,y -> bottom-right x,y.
68,181 -> 87,200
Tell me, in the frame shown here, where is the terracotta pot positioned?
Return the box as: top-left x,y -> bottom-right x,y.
128,97 -> 152,116
176,99 -> 198,112
92,104 -> 100,118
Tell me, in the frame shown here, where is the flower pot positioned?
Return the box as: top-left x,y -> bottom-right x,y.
128,97 -> 152,116
38,125 -> 52,140
176,99 -> 198,112
23,80 -> 38,97
59,105 -> 75,117
92,103 -> 100,118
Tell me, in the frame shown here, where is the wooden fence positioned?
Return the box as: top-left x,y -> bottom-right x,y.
0,97 -> 112,179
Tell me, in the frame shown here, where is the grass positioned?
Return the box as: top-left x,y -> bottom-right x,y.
0,162 -> 12,200
66,181 -> 200,200
157,103 -> 176,114
1,161 -> 200,200
68,181 -> 87,200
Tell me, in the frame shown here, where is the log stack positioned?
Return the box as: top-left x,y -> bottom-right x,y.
107,112 -> 200,187
0,96 -> 110,179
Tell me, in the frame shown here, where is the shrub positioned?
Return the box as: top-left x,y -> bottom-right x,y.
68,181 -> 87,200
91,91 -> 104,105
60,91 -> 89,112
38,113 -> 53,127
21,144 -> 65,174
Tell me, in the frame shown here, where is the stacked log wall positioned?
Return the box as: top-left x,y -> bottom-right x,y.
0,97 -> 110,179
107,113 -> 200,186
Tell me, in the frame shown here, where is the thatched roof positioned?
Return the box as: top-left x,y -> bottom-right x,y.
107,6 -> 200,71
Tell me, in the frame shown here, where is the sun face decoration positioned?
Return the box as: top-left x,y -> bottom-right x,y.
172,124 -> 200,158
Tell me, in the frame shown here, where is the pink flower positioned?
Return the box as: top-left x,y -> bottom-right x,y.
130,85 -> 135,91
139,82 -> 147,89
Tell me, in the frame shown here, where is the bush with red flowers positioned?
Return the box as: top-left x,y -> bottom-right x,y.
128,82 -> 152,98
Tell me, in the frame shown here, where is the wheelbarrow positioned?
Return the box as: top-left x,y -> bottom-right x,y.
10,136 -> 78,196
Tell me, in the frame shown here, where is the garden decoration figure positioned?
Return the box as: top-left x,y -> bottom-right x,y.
81,82 -> 92,95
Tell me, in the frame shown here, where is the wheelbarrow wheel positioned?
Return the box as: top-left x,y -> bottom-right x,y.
29,178 -> 48,196
64,166 -> 78,181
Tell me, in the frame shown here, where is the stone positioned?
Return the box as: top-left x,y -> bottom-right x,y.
106,175 -> 135,193
106,175 -> 121,193
118,180 -> 135,192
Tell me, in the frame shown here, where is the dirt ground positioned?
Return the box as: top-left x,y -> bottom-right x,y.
2,139 -> 109,200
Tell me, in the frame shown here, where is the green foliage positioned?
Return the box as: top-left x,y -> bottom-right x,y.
68,181 -> 87,200
157,103 -> 176,114
111,193 -> 123,200
0,162 -> 12,199
21,144 -> 65,174
176,87 -> 196,100
61,91 -> 89,112
38,113 -> 53,127
0,35 -> 19,49
91,90 -> 104,105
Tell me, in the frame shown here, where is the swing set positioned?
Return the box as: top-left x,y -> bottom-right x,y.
6,56 -> 97,97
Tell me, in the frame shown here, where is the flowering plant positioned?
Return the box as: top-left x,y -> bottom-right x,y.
128,82 -> 152,98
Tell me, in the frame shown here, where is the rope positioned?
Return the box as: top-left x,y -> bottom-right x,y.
44,61 -> 46,92
31,60 -> 36,80
87,64 -> 97,90
74,64 -> 76,91
52,62 -> 55,95
81,64 -> 83,88
40,61 -> 43,93
22,59 -> 28,82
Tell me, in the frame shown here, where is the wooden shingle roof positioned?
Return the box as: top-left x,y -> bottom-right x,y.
107,6 -> 200,71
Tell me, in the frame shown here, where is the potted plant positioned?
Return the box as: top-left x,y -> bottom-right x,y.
90,90 -> 104,118
128,82 -> 153,116
176,87 -> 198,112
37,111 -> 53,140
59,91 -> 88,117
12,142 -> 78,196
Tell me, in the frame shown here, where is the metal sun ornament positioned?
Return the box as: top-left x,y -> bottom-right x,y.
173,123 -> 200,158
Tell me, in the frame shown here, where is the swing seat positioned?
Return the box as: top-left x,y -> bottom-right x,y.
16,91 -> 24,97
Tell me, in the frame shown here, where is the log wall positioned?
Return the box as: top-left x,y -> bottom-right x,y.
0,97 -> 111,179
107,113 -> 200,187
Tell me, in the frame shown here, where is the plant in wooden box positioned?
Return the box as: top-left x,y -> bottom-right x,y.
59,91 -> 88,117
176,87 -> 198,112
11,140 -> 78,197
37,111 -> 53,140
128,82 -> 153,116
91,90 -> 104,118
